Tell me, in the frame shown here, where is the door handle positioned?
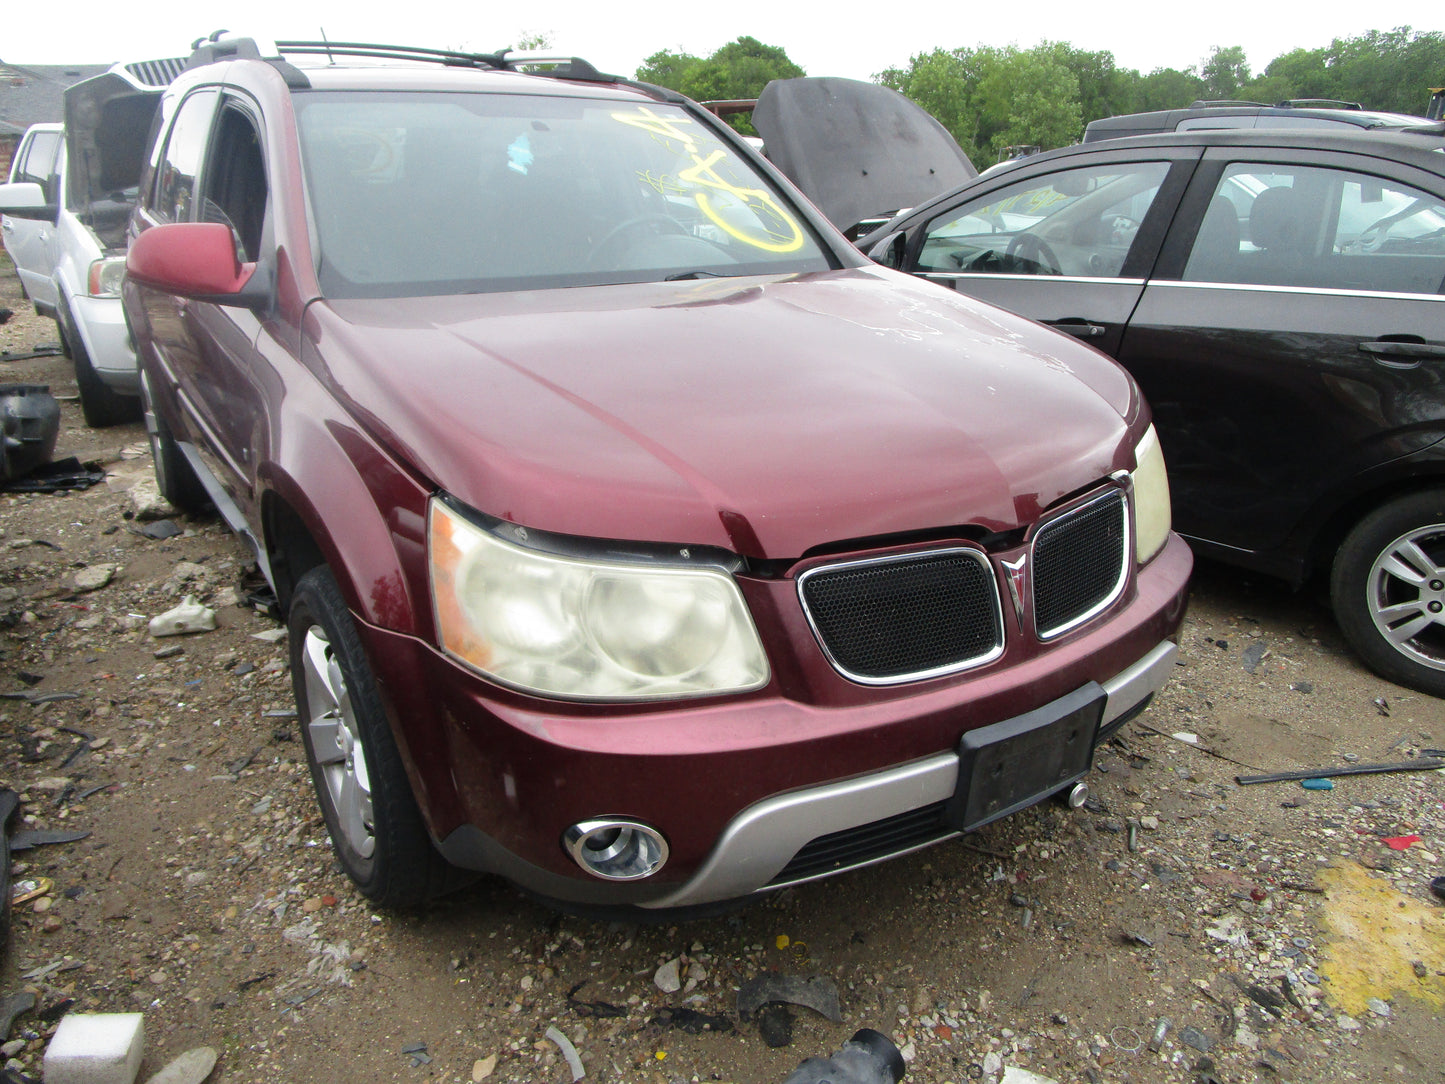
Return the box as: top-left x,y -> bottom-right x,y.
1359,339 -> 1445,365
1045,319 -> 1107,339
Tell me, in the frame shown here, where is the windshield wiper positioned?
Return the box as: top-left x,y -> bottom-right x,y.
663,269 -> 725,281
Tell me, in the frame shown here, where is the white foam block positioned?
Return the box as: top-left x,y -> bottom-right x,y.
43,1013 -> 146,1084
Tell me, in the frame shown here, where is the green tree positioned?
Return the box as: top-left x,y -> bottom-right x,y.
1200,45 -> 1251,100
635,36 -> 803,102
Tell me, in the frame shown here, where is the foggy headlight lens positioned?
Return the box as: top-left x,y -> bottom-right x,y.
87,257 -> 127,298
1131,425 -> 1171,563
428,498 -> 769,700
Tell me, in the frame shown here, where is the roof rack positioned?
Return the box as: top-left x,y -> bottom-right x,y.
1276,98 -> 1363,110
1186,100 -> 1269,109
270,40 -> 614,83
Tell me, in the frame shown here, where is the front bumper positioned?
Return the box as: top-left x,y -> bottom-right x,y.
361,531 -> 1191,908
70,294 -> 138,391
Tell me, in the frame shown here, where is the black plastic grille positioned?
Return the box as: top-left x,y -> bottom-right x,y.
1033,491 -> 1127,637
768,802 -> 952,885
124,57 -> 187,87
800,551 -> 1002,681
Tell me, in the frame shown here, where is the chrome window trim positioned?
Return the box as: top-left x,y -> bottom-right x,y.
1033,488 -> 1131,641
1149,279 -> 1445,302
920,272 -> 1149,287
797,546 -> 1005,686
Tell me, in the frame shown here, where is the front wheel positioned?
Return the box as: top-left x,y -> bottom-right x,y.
289,566 -> 458,906
60,304 -> 141,428
1332,490 -> 1445,696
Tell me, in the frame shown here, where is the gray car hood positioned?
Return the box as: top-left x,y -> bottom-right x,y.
752,77 -> 976,233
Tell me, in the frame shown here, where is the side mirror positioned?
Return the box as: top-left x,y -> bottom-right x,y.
866,230 -> 908,269
0,181 -> 58,222
126,222 -> 271,309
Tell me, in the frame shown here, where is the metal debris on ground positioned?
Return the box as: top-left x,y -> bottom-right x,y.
1236,759 -> 1445,785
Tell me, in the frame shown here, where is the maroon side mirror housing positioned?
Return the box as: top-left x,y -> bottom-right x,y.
126,222 -> 271,308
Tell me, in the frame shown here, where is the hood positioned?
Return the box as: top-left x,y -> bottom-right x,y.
63,58 -> 184,225
752,77 -> 976,233
312,269 -> 1137,560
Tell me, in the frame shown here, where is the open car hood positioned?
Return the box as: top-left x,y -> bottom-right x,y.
63,59 -> 184,230
752,77 -> 976,234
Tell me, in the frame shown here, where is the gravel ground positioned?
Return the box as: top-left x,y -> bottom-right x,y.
0,256 -> 1442,1084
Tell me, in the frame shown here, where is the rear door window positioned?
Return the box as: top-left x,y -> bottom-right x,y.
1182,163 -> 1445,295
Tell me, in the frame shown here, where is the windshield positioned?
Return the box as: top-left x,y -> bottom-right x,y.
294,91 -> 832,297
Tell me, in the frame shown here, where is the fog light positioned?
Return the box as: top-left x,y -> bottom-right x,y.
563,819 -> 668,880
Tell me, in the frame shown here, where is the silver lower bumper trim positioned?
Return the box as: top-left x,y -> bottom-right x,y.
641,640 -> 1178,908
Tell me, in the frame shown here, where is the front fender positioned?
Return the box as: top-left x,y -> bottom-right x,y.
258,373 -> 434,638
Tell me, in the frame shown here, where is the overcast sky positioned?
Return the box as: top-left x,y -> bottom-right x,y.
1,1 -> 1420,83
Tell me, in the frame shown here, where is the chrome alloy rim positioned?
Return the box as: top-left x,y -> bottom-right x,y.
300,626 -> 376,858
1367,523 -> 1445,673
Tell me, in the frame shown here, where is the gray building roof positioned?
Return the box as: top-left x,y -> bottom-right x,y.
0,62 -> 111,137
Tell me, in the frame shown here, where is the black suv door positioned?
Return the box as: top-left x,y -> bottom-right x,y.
1119,148 -> 1445,576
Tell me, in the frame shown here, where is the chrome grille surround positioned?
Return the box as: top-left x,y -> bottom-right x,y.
1032,488 -> 1130,640
797,547 -> 1004,685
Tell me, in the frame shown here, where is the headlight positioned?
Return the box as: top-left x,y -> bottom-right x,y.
428,498 -> 770,700
87,257 -> 127,298
1131,424 -> 1172,563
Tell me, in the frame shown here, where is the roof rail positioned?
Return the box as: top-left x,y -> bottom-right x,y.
1276,98 -> 1362,110
267,40 -> 616,83
1186,99 -> 1269,109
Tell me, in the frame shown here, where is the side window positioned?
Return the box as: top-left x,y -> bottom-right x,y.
1183,163 -> 1445,295
200,103 -> 268,261
15,132 -> 61,199
152,89 -> 219,223
917,162 -> 1171,278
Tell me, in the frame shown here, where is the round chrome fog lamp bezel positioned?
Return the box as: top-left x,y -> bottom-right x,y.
563,819 -> 669,881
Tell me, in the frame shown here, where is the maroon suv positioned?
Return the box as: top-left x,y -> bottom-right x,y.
121,37 -> 1191,910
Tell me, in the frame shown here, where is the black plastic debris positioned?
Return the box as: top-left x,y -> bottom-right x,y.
9,828 -> 90,852
0,791 -> 17,953
650,1007 -> 734,1035
738,974 -> 843,1023
566,980 -> 625,1018
136,519 -> 183,540
0,990 -> 34,1041
0,386 -> 59,484
1241,642 -> 1267,673
2,456 -> 105,494
756,1002 -> 794,1048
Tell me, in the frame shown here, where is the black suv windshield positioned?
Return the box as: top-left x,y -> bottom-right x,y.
295,90 -> 832,296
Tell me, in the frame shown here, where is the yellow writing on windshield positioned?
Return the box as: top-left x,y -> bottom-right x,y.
611,107 -> 806,255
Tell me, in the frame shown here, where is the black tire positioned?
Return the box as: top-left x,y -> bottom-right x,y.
59,304 -> 141,428
289,566 -> 458,906
1331,489 -> 1445,697
139,373 -> 211,514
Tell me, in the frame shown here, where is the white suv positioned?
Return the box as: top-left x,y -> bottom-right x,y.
0,58 -> 183,425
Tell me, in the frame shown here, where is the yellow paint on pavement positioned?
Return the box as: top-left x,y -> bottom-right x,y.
1316,861 -> 1445,1016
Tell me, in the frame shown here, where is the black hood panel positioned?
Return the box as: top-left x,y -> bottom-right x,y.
753,77 -> 976,232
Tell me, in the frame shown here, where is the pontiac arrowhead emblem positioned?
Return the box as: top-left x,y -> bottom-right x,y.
1000,554 -> 1028,622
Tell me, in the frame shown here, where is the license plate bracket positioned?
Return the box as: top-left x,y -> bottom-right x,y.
944,683 -> 1105,834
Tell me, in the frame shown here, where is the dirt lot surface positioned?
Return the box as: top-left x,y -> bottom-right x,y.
0,258 -> 1443,1084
